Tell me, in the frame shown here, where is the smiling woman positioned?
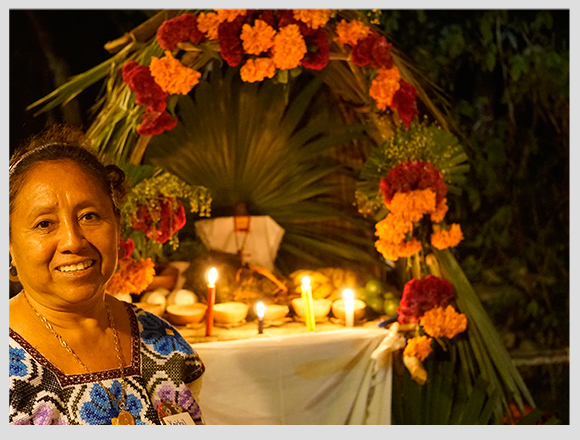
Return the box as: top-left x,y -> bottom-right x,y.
8,124 -> 206,425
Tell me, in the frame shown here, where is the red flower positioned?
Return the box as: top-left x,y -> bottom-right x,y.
301,28 -> 330,70
379,161 -> 447,206
351,32 -> 393,69
257,9 -> 277,28
397,275 -> 454,324
119,237 -> 135,260
137,108 -> 178,136
391,79 -> 419,129
122,61 -> 167,108
218,15 -> 247,67
131,197 -> 187,244
157,13 -> 205,50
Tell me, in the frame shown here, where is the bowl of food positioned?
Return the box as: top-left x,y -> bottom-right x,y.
291,298 -> 332,322
165,303 -> 207,326
213,302 -> 250,324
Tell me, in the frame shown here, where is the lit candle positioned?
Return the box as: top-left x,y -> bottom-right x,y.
343,288 -> 354,328
205,268 -> 217,336
301,276 -> 316,331
256,302 -> 264,334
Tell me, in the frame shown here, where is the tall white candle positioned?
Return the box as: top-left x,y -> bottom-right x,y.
343,289 -> 354,328
256,301 -> 264,334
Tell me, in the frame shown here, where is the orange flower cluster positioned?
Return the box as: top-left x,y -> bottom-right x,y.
375,188 -> 449,261
216,9 -> 247,22
197,11 -> 220,40
149,51 -> 201,95
403,335 -> 433,361
241,19 -> 276,55
334,19 -> 370,46
293,9 -> 331,29
240,57 -> 276,83
271,24 -> 308,70
420,305 -> 468,339
369,66 -> 401,111
106,257 -> 156,296
431,223 -> 464,250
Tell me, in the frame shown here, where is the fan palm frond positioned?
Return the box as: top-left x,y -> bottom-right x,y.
143,64 -> 378,272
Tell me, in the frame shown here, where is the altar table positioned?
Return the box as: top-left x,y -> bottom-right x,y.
190,328 -> 395,425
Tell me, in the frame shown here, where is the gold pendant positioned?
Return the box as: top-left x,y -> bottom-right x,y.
111,410 -> 135,425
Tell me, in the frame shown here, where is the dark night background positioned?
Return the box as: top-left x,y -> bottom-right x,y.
8,9 -> 571,424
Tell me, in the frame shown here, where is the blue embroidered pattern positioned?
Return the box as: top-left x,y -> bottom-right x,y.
9,303 -> 205,425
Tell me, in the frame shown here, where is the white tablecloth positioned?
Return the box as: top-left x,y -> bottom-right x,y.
191,328 -> 396,425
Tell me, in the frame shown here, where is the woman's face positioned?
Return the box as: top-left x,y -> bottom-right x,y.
9,159 -> 120,309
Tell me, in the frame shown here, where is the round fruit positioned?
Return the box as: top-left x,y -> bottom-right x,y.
365,279 -> 385,297
383,298 -> 399,317
383,291 -> 395,300
365,296 -> 384,314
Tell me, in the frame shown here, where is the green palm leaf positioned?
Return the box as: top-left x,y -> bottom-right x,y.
143,64 -> 377,272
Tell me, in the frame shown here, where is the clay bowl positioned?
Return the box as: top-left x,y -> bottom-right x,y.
165,303 -> 207,326
262,304 -> 289,322
213,302 -> 250,324
331,298 -> 366,322
291,298 -> 332,322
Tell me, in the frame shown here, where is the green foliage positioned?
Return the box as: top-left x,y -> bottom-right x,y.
143,65 -> 378,273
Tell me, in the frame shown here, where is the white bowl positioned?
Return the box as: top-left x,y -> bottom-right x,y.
262,304 -> 289,321
291,298 -> 332,321
165,303 -> 207,325
213,302 -> 250,324
332,298 -> 366,322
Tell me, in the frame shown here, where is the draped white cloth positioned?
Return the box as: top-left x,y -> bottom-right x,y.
194,216 -> 285,273
191,327 -> 402,425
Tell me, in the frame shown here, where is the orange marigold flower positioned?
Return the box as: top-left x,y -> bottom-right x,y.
240,57 -> 276,83
149,51 -> 201,95
271,24 -> 307,70
420,305 -> 468,339
369,66 -> 401,111
388,188 -> 437,223
106,257 -> 155,296
375,213 -> 413,244
215,9 -> 247,23
430,198 -> 449,223
293,9 -> 331,29
375,237 -> 422,261
404,335 -> 433,362
334,19 -> 370,46
197,12 -> 220,40
431,223 -> 464,250
240,19 -> 276,55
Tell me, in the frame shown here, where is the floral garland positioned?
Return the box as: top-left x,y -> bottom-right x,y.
121,9 -> 419,136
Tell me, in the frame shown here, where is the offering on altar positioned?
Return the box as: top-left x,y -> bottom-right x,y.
332,298 -> 366,324
213,302 -> 250,324
262,304 -> 289,322
165,303 -> 208,325
292,298 -> 332,322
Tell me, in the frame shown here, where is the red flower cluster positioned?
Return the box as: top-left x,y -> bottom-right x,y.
301,28 -> 330,71
379,160 -> 447,206
351,31 -> 393,69
131,197 -> 186,244
157,13 -> 205,50
119,237 -> 135,260
397,275 -> 454,324
391,79 -> 420,129
218,15 -> 247,66
122,61 -> 177,136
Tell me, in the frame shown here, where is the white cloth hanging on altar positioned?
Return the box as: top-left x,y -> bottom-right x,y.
194,216 -> 285,272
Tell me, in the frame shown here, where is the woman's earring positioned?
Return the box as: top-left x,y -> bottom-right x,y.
9,263 -> 19,282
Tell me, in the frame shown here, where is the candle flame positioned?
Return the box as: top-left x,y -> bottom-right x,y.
302,276 -> 311,288
343,289 -> 354,301
256,302 -> 265,319
208,267 -> 218,286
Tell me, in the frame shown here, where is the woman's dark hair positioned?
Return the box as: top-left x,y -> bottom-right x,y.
9,124 -> 127,218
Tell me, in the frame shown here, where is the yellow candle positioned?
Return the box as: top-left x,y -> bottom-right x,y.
343,288 -> 354,328
301,276 -> 316,331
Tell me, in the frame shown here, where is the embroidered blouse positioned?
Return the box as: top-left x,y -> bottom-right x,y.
9,302 -> 205,425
